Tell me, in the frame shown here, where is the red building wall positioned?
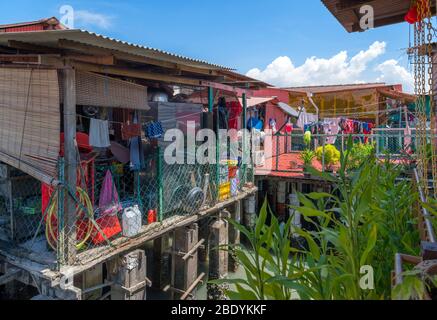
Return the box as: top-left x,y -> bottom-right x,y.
4,25 -> 45,32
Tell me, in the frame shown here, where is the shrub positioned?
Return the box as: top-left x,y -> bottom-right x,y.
348,143 -> 375,170
315,144 -> 340,166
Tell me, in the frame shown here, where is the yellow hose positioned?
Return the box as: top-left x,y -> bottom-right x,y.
45,187 -> 94,251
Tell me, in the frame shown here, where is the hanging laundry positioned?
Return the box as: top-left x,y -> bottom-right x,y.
121,123 -> 141,140
247,112 -> 263,131
89,118 -> 111,148
130,137 -> 141,171
363,123 -> 374,144
339,118 -> 354,134
227,101 -> 243,130
297,107 -> 318,129
144,121 -> 164,140
269,118 -> 277,133
99,170 -> 122,216
213,97 -> 229,130
130,112 -> 145,171
323,118 -> 340,144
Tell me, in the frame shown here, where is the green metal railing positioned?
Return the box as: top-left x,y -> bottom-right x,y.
258,131 -> 437,175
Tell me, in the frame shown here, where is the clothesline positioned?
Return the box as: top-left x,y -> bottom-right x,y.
321,106 -> 415,118
317,100 -> 415,115
77,114 -> 124,125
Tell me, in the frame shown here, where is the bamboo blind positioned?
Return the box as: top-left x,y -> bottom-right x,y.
59,71 -> 150,111
0,67 -> 60,185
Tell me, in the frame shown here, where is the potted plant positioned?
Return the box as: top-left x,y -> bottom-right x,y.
300,149 -> 315,177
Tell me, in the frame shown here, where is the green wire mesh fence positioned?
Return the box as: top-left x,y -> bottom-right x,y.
0,147 -> 254,267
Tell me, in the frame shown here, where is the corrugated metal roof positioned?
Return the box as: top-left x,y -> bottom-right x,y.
0,17 -> 65,29
284,83 -> 390,94
0,29 -> 234,70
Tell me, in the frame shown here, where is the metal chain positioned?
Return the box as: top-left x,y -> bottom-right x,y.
414,0 -> 430,197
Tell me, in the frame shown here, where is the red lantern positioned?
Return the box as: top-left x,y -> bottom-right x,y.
405,6 -> 419,24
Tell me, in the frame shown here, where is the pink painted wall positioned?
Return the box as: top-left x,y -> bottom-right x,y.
264,102 -> 290,157
253,88 -> 290,103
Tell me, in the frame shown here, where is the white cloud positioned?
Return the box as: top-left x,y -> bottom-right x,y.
74,10 -> 113,29
375,60 -> 414,92
246,41 -> 413,91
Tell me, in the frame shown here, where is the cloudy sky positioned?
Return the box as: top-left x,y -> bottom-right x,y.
1,0 -> 414,91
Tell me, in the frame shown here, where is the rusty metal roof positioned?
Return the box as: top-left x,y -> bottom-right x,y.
0,17 -> 66,29
284,83 -> 390,94
321,0 -> 418,33
0,28 -> 234,70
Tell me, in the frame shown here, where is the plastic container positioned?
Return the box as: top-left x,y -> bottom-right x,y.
219,182 -> 231,201
147,209 -> 157,224
122,205 -> 142,238
228,166 -> 238,179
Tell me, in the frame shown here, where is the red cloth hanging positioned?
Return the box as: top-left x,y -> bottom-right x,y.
227,101 -> 243,130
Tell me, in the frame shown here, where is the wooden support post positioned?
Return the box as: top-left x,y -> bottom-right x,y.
152,236 -> 170,290
174,224 -> 200,300
229,201 -> 241,273
74,264 -> 103,300
207,211 -> 229,301
108,250 -> 149,300
62,66 -> 77,266
198,220 -> 209,263
243,195 -> 257,230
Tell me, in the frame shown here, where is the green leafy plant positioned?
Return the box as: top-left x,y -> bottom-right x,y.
211,200 -> 307,300
315,144 -> 340,166
347,143 -> 375,170
296,139 -> 420,299
422,197 -> 437,234
221,138 -> 426,300
300,149 -> 316,167
392,270 -> 437,300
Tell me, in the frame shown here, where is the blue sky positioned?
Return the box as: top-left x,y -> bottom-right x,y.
0,0 -> 414,90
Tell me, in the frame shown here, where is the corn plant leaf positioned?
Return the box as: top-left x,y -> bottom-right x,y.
360,224 -> 378,266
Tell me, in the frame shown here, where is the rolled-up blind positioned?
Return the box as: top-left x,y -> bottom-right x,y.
60,71 -> 149,110
0,67 -> 60,185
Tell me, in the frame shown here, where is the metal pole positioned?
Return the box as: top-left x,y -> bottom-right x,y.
208,87 -> 214,113
215,90 -> 220,201
157,147 -> 163,222
322,137 -> 326,173
276,135 -> 280,172
242,93 -> 247,185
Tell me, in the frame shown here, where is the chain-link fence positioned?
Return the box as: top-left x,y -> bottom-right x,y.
0,137 -> 256,267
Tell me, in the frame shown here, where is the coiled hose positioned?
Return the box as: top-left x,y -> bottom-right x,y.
45,187 -> 94,251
